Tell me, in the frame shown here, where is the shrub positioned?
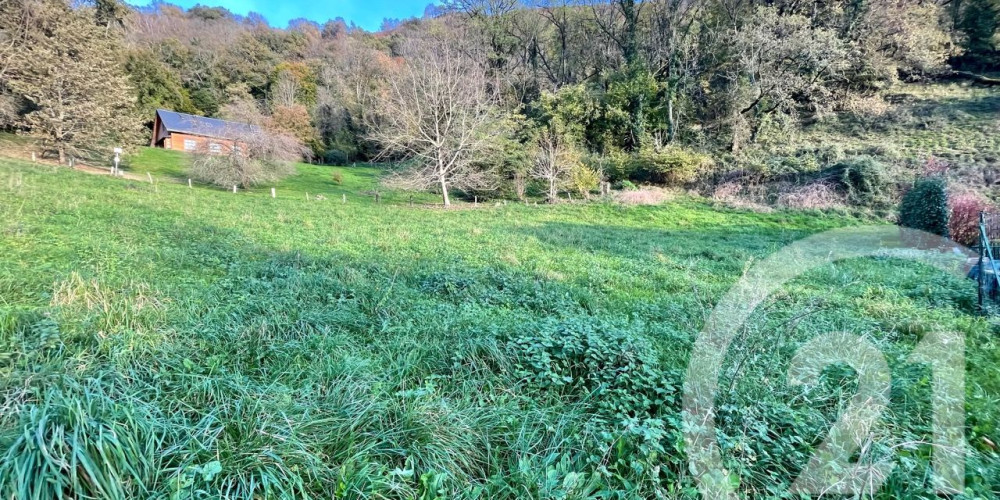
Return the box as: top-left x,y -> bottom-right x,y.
813,144 -> 846,165
899,177 -> 950,237
614,179 -> 638,191
614,186 -> 673,206
826,156 -> 893,208
331,170 -> 344,185
631,146 -> 713,187
761,151 -> 821,178
864,143 -> 903,161
506,319 -> 678,418
834,156 -> 891,206
922,156 -> 950,177
777,182 -> 845,210
949,193 -> 992,246
323,149 -> 349,165
569,164 -> 601,199
189,130 -> 301,189
599,148 -> 631,182
711,181 -> 774,212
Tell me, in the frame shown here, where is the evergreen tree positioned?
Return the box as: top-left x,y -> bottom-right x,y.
125,50 -> 198,120
900,177 -> 951,238
956,0 -> 999,68
4,0 -> 140,163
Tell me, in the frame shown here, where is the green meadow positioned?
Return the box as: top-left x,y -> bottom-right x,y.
0,154 -> 998,498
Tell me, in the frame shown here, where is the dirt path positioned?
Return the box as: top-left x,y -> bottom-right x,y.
70,163 -> 147,182
0,148 -> 148,182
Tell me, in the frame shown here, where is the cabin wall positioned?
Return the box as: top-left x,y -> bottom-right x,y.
163,133 -> 235,154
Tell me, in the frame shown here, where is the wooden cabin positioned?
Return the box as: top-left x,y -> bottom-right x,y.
151,109 -> 256,154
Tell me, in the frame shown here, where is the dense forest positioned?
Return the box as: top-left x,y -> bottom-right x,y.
1,0 -> 999,206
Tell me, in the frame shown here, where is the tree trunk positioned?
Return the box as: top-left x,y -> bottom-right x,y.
667,91 -> 677,143
58,145 -> 65,165
548,177 -> 556,203
440,175 -> 451,207
944,70 -> 1000,86
515,172 -> 526,201
620,0 -> 639,68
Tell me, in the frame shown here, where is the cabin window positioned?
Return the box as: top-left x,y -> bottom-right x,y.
209,143 -> 222,154
183,139 -> 197,151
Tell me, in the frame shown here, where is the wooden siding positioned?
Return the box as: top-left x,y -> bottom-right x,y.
161,132 -> 235,154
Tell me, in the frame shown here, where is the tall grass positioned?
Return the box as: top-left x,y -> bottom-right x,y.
0,157 -> 997,498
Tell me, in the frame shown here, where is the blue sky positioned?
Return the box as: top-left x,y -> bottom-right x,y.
131,0 -> 439,31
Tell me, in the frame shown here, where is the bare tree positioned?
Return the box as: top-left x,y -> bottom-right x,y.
189,128 -> 302,189
531,0 -> 580,86
729,7 -> 849,148
646,0 -> 704,143
588,0 -> 645,67
270,71 -> 300,110
443,0 -> 521,72
219,84 -> 267,126
530,126 -> 582,202
368,37 -> 510,207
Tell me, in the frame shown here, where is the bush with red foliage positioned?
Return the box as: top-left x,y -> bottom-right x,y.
949,193 -> 993,247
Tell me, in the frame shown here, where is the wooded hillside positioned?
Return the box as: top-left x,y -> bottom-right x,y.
1,0 -> 998,206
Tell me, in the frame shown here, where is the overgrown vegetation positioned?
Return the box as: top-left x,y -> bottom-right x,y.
189,130 -> 301,189
2,0 -> 999,205
1,157 -> 998,497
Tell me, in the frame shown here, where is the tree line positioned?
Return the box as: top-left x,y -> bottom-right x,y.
0,0 -> 998,205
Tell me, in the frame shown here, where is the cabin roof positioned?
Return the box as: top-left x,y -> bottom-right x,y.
155,109 -> 257,140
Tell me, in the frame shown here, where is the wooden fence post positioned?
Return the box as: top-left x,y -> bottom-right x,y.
147,172 -> 153,184
232,185 -> 237,194
342,194 -> 346,204
188,179 -> 192,188
271,187 -> 276,198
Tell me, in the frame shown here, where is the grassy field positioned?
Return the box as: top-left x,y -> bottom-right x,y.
121,147 -> 440,205
796,83 -> 1000,167
0,152 -> 999,498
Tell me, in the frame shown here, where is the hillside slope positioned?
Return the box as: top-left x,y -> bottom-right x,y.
0,157 -> 997,497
